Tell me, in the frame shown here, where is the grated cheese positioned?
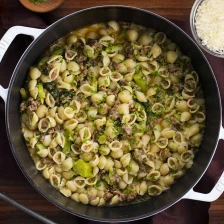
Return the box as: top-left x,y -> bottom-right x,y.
195,0 -> 224,53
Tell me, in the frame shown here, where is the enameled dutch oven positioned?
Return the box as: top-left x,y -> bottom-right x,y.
0,6 -> 223,222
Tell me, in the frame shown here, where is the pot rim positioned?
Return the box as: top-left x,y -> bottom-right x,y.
5,5 -> 222,222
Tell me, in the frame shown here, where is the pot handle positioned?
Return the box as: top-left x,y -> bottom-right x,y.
183,126 -> 224,202
183,171 -> 224,202
0,26 -> 45,103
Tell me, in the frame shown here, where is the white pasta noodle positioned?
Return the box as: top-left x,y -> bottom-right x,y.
156,137 -> 168,149
116,167 -> 128,176
41,134 -> 52,147
122,172 -> 133,184
42,167 -> 55,179
108,20 -> 120,31
74,176 -> 86,188
71,193 -> 80,202
36,105 -> 48,119
67,61 -> 80,72
136,181 -> 148,196
90,197 -> 100,206
92,166 -> 99,177
55,132 -> 65,148
135,91 -> 147,102
30,67 -> 41,80
151,43 -> 162,58
54,113 -> 63,124
148,185 -> 162,196
62,157 -> 73,171
29,112 -> 39,127
136,110 -> 147,121
79,127 -> 91,141
63,119 -> 78,130
48,147 -> 57,159
109,140 -> 122,151
98,155 -> 107,169
99,66 -> 112,77
60,187 -> 72,197
98,198 -> 106,206
99,35 -> 114,46
66,181 -> 77,192
80,84 -> 96,96
110,195 -> 120,205
35,160 -> 47,170
104,158 -> 114,171
38,118 -> 50,133
117,103 -> 129,115
173,131 -> 184,144
86,176 -> 97,185
81,140 -> 94,152
98,76 -> 110,88
47,116 -> 56,128
120,153 -> 131,167
53,151 -> 66,165
50,174 -> 61,188
37,149 -> 48,158
64,107 -> 75,119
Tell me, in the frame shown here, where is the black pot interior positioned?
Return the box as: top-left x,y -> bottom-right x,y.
6,6 -> 221,222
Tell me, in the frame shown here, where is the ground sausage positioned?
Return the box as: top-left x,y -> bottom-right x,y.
160,148 -> 171,161
110,174 -> 122,184
27,97 -> 41,111
127,192 -> 137,201
20,102 -> 27,112
88,195 -> 97,201
112,190 -> 126,201
103,192 -> 114,201
123,124 -> 132,135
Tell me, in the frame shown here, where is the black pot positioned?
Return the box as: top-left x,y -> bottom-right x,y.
0,6 -> 223,222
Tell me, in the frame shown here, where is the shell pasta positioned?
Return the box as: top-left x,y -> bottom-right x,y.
20,21 -> 205,206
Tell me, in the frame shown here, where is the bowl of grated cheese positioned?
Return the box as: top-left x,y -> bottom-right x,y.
190,0 -> 224,57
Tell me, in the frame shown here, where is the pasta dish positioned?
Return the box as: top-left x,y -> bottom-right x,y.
20,21 -> 206,206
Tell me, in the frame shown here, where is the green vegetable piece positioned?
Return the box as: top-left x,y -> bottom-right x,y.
108,167 -> 114,179
88,75 -> 98,91
127,163 -> 132,170
95,181 -> 101,188
37,84 -> 45,104
51,46 -> 66,56
123,188 -> 132,195
98,134 -> 107,144
37,56 -> 49,67
86,49 -> 94,58
117,29 -> 126,40
174,113 -> 180,120
35,143 -> 45,151
104,174 -> 110,184
73,159 -> 93,178
148,176 -> 156,181
105,45 -> 123,53
135,64 -> 141,73
43,82 -> 59,99
151,71 -> 160,76
63,130 -> 74,153
133,74 -> 147,92
20,88 -> 27,100
84,45 -> 94,58
66,129 -> 75,141
63,139 -> 71,154
141,101 -> 159,121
